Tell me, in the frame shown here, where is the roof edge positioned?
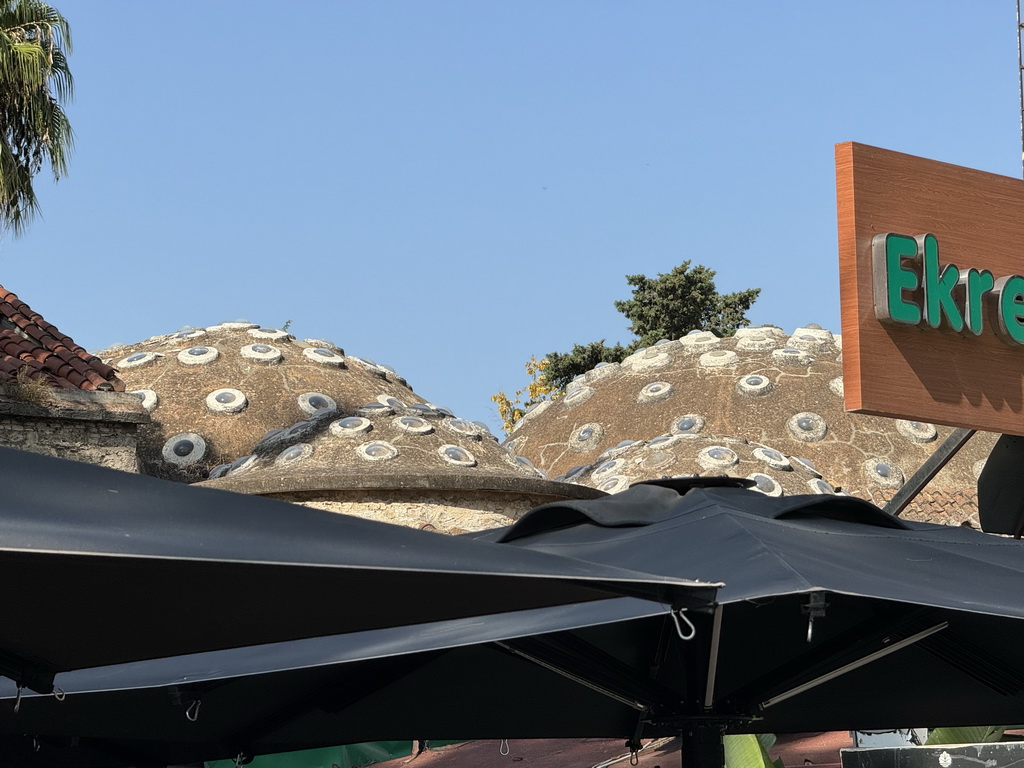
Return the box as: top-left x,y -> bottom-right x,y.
197,471 -> 607,500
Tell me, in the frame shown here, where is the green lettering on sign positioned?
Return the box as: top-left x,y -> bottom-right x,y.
961,268 -> 994,336
996,274 -> 1024,345
872,233 -> 920,325
920,233 -> 964,332
872,232 -> 1018,343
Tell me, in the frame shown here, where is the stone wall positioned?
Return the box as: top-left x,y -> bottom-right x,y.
0,384 -> 149,472
200,472 -> 606,533
269,488 -> 557,534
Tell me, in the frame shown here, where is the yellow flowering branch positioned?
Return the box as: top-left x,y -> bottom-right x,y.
491,356 -> 560,434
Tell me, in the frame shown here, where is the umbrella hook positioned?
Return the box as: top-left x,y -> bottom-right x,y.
499,739 -> 510,756
12,684 -> 22,714
671,608 -> 696,641
32,736 -> 39,753
626,716 -> 645,765
185,699 -> 201,722
52,687 -> 65,702
802,593 -> 829,643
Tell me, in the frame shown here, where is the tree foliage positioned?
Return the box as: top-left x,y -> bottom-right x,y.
491,356 -> 560,433
491,262 -> 760,433
926,726 -> 1011,746
615,261 -> 761,348
543,262 -> 760,390
0,0 -> 73,236
543,339 -> 629,391
724,734 -> 784,768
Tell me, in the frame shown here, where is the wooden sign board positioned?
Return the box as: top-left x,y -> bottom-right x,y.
837,142 -> 1024,435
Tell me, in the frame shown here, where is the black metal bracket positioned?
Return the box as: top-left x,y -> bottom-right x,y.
884,427 -> 975,517
678,722 -> 727,768
0,648 -> 56,695
978,433 -> 1024,535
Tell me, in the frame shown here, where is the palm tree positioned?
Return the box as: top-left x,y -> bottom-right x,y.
0,0 -> 71,236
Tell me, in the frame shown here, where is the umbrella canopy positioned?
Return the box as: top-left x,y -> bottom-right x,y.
0,599 -> 676,765
482,478 -> 1024,733
3,478 -> 1024,767
0,447 -> 717,695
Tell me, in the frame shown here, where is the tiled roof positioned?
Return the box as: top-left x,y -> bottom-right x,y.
885,487 -> 980,528
0,286 -> 123,392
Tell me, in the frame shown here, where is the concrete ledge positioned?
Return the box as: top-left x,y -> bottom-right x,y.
198,471 -> 607,501
0,384 -> 149,424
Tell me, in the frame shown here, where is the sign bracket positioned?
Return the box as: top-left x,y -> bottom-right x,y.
883,428 -> 975,517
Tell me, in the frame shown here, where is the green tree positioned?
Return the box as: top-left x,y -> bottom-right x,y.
615,261 -> 761,348
542,262 -> 760,390
544,339 -> 629,391
0,0 -> 72,236
492,262 -> 760,431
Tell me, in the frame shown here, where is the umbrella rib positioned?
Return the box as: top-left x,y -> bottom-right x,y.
703,604 -> 724,709
494,641 -> 650,712
760,621 -> 947,710
918,630 -> 1024,696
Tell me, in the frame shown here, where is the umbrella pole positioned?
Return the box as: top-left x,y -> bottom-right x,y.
679,724 -> 725,768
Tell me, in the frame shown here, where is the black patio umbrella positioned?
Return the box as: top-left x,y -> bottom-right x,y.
0,599 -> 679,766
0,447 -> 717,696
2,478 -> 1024,768
475,478 -> 1024,761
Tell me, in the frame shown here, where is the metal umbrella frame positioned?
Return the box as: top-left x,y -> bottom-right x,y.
0,447 -> 717,695
476,478 -> 1024,762
4,477 -> 1024,767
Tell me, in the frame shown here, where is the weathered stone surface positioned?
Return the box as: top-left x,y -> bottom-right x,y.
270,488 -> 579,534
508,326 -> 995,512
0,385 -> 148,472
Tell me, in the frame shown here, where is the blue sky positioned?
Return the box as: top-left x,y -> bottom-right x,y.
1,2 -> 1018,430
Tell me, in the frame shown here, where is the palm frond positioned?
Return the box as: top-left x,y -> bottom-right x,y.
0,0 -> 72,236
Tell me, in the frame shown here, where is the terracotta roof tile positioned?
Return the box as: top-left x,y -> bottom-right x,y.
51,346 -> 78,365
0,358 -> 23,378
89,357 -> 118,380
60,368 -> 89,389
0,334 -> 31,358
880,487 -> 981,528
0,286 -> 124,392
62,353 -> 93,376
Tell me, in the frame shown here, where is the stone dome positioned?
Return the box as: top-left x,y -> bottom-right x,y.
99,321 -> 430,481
198,399 -> 601,534
101,320 -> 601,532
507,324 -> 995,525
561,432 -> 840,499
